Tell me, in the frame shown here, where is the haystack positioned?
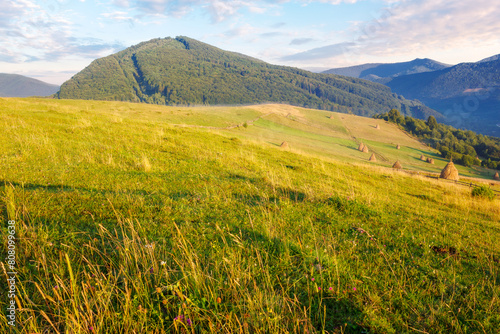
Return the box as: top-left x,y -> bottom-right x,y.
494,172 -> 499,181
362,145 -> 369,153
420,154 -> 426,161
375,124 -> 380,130
329,114 -> 334,119
358,142 -> 365,151
280,141 -> 289,148
369,153 -> 376,162
392,160 -> 402,169
396,144 -> 401,150
427,158 -> 435,164
440,161 -> 459,180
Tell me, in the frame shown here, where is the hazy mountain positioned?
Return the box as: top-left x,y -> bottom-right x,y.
384,57 -> 500,136
478,54 -> 500,63
0,73 -> 60,97
323,58 -> 451,83
56,36 -> 440,120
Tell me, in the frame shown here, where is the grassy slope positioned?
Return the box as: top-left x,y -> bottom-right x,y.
0,98 -> 499,333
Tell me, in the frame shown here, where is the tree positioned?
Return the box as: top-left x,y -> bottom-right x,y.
427,115 -> 438,130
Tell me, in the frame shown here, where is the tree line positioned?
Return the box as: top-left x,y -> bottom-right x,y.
374,109 -> 500,169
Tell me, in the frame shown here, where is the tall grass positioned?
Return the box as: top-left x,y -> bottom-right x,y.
0,98 -> 499,333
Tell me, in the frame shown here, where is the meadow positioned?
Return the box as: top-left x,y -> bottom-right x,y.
0,98 -> 499,333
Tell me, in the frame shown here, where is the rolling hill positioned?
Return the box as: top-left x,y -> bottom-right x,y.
56,36 -> 440,120
0,97 -> 498,333
0,73 -> 59,97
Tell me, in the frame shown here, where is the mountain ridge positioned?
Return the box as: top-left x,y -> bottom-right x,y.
384,58 -> 500,136
56,36 -> 440,120
323,56 -> 500,136
0,73 -> 60,97
323,58 -> 451,83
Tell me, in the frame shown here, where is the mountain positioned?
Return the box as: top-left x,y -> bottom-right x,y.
323,58 -> 451,83
56,36 -> 440,120
0,73 -> 60,97
478,54 -> 500,63
384,57 -> 500,137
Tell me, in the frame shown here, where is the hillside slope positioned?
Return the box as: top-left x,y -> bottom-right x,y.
56,36 -> 439,120
0,98 -> 498,333
0,73 -> 59,97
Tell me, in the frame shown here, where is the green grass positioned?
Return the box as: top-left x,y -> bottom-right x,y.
0,98 -> 499,333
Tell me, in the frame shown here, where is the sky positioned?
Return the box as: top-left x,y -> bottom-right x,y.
2,0 -> 500,85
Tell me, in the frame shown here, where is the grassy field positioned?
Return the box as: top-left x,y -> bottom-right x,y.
0,98 -> 499,333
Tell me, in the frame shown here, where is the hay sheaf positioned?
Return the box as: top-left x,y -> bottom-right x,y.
420,154 -> 426,161
427,158 -> 435,164
369,153 -> 376,162
440,161 -> 459,180
280,141 -> 289,148
396,144 -> 401,150
375,124 -> 380,130
494,172 -> 500,181
358,142 -> 365,151
362,145 -> 369,153
393,160 -> 402,169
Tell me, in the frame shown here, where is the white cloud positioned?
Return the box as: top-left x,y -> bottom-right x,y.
280,0 -> 500,66
0,0 -> 125,63
131,0 -> 285,22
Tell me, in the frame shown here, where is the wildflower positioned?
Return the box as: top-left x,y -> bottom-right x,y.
318,287 -> 321,291
156,287 -> 162,293
353,287 -> 357,291
311,278 -> 315,281
160,261 -> 166,266
217,297 -> 222,303
329,287 -> 333,291
150,267 -> 154,273
186,318 -> 192,326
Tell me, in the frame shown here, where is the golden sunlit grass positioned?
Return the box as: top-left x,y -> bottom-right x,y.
0,97 -> 499,333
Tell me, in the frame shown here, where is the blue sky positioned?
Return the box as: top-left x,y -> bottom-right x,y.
2,0 -> 500,85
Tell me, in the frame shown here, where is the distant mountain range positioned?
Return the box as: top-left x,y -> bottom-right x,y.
323,58 -> 451,84
56,36 -> 439,120
324,56 -> 500,137
0,73 -> 60,97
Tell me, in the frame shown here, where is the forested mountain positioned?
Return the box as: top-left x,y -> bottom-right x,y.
323,58 -> 450,83
0,73 -> 59,97
384,58 -> 500,137
56,37 -> 439,119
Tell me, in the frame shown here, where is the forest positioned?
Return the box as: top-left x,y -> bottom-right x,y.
375,109 -> 500,169
56,37 -> 439,120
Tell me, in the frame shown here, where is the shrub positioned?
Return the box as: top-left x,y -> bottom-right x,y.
471,185 -> 495,200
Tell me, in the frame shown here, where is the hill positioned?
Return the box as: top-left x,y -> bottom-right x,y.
56,36 -> 440,120
384,58 -> 500,137
323,58 -> 450,83
1,98 -> 498,333
0,73 -> 59,97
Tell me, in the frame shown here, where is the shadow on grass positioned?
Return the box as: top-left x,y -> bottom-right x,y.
229,224 -> 370,333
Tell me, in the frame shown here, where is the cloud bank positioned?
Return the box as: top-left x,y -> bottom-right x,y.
280,0 -> 500,65
0,0 -> 125,63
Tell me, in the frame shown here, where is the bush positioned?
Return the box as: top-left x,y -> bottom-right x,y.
471,185 -> 495,200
